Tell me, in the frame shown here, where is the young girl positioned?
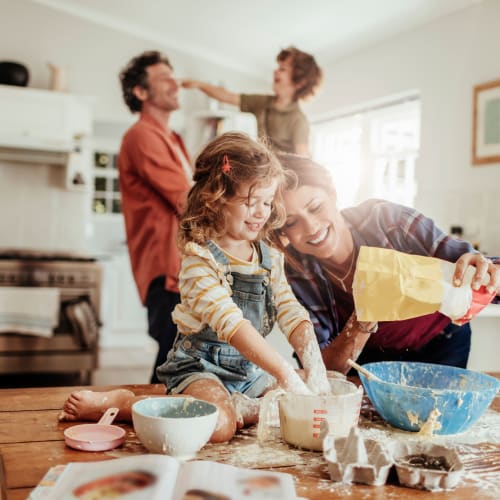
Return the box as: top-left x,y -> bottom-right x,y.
59,132 -> 330,443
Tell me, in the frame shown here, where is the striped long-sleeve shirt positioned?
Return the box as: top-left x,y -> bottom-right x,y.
172,241 -> 311,343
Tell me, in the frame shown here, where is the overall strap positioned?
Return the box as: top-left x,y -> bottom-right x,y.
205,240 -> 229,266
258,241 -> 272,273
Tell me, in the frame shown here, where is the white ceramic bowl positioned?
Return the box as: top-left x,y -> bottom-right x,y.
132,397 -> 218,460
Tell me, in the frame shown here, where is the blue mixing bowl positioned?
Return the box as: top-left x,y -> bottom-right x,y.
359,362 -> 499,435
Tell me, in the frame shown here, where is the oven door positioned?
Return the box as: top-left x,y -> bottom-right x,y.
0,289 -> 98,379
0,259 -> 101,384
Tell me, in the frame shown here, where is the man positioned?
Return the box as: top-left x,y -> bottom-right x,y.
118,51 -> 192,383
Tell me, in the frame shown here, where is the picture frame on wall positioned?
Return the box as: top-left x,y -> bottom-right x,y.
472,79 -> 500,165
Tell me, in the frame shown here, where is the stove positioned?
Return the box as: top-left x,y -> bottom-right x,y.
0,249 -> 102,385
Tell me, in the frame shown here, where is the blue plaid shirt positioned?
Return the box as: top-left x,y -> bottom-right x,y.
285,199 -> 499,351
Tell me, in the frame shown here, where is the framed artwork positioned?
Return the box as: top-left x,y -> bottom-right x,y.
472,79 -> 500,165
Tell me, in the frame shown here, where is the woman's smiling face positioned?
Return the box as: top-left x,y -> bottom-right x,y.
281,184 -> 351,261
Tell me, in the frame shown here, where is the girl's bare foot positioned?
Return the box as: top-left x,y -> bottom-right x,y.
57,389 -> 137,422
231,392 -> 260,428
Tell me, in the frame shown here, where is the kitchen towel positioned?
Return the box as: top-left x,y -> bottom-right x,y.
0,287 -> 60,337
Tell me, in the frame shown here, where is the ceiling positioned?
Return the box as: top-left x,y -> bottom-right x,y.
32,0 -> 480,78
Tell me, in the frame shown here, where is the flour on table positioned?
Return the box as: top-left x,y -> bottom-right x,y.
257,389 -> 284,443
360,408 -> 500,445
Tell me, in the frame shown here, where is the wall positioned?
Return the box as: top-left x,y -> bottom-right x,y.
305,0 -> 500,255
0,0 -> 266,252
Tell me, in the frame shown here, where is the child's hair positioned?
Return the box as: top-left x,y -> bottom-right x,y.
277,46 -> 323,101
179,132 -> 291,248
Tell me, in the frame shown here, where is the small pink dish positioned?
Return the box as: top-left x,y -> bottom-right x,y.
64,408 -> 125,452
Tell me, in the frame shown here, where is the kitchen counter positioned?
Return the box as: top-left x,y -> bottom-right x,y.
469,305 -> 500,371
1,380 -> 499,499
477,303 -> 500,317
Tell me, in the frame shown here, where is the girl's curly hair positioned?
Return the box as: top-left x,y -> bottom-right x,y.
179,132 -> 295,248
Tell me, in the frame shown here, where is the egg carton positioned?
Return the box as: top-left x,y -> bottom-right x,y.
323,426 -> 392,486
323,426 -> 464,490
391,441 -> 464,491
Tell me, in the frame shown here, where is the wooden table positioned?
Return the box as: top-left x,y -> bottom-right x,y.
0,380 -> 498,500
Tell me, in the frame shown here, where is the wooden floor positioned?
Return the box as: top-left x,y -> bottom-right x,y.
0,343 -> 156,388
93,344 -> 156,385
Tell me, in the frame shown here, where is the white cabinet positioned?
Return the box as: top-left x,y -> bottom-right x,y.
90,119 -> 149,347
99,253 -> 148,347
91,120 -> 133,215
0,84 -> 91,146
0,84 -> 93,191
185,109 -> 257,157
110,253 -> 147,333
468,304 -> 500,372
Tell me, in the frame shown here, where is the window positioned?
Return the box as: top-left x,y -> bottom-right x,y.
92,151 -> 121,214
311,95 -> 420,209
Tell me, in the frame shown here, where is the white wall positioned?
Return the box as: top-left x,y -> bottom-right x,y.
1,0 -> 267,125
305,0 -> 500,256
0,0 -> 266,252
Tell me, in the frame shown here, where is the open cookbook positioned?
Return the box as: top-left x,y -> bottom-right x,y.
29,454 -> 297,500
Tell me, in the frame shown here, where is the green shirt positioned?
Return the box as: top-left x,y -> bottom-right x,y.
240,94 -> 309,153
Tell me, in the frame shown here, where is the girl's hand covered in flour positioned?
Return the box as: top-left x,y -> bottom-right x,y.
289,322 -> 331,395
306,368 -> 331,395
280,365 -> 312,395
303,341 -> 331,395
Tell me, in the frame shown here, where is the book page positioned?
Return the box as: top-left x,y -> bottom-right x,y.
28,465 -> 67,499
45,455 -> 180,500
173,460 -> 296,500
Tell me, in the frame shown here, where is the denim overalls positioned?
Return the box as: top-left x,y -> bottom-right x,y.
157,240 -> 277,398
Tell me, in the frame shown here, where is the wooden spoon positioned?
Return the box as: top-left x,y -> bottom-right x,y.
347,359 -> 383,382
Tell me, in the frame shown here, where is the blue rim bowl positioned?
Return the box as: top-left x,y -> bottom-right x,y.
359,361 -> 499,435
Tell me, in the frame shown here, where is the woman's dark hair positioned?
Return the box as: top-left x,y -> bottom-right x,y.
119,50 -> 172,112
277,46 -> 323,101
277,152 -> 335,193
269,153 -> 336,271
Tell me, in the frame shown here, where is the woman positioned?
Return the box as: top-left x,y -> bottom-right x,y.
272,154 -> 500,374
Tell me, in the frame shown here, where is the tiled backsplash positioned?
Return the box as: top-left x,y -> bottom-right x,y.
2,159 -> 498,258
0,161 -> 91,251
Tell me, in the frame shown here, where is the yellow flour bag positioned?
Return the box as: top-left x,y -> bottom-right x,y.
352,246 -> 495,324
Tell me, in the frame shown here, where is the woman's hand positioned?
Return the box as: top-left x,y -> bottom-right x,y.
453,252 -> 499,294
320,312 -> 375,374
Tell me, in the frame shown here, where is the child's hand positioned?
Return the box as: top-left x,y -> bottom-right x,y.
306,370 -> 331,395
299,335 -> 331,395
179,79 -> 199,89
279,367 -> 312,395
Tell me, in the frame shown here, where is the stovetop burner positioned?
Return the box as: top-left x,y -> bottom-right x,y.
0,248 -> 96,262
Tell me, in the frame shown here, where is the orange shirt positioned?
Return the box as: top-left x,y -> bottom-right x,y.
118,112 -> 191,303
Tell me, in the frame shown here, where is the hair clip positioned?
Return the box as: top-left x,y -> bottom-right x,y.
222,154 -> 231,174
